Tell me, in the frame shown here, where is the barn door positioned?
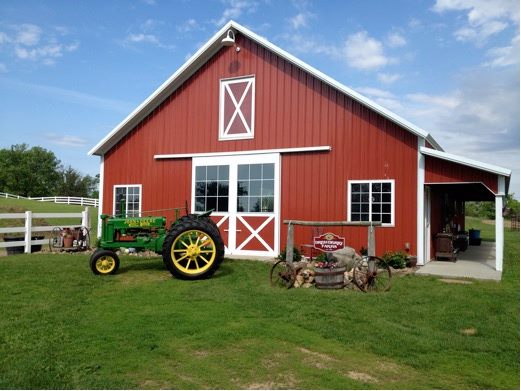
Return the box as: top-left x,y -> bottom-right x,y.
192,153 -> 280,257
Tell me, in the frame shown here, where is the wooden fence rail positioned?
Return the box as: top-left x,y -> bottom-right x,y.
0,192 -> 99,207
0,207 -> 90,254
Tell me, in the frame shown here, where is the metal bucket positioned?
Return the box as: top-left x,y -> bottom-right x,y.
314,266 -> 346,289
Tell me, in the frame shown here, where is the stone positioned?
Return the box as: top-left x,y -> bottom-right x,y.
301,282 -> 313,288
330,247 -> 360,270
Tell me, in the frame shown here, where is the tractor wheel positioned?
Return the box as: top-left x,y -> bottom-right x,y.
162,218 -> 224,280
90,249 -> 120,275
177,214 -> 219,232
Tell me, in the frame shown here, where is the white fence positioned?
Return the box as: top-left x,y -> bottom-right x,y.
0,207 -> 90,254
0,192 -> 98,207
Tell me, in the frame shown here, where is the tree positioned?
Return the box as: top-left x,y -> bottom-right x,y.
0,144 -> 61,197
56,166 -> 99,198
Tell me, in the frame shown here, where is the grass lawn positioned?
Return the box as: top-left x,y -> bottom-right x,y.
0,220 -> 518,389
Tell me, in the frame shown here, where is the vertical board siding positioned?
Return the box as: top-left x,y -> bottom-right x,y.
103,33 -> 419,256
425,156 -> 498,194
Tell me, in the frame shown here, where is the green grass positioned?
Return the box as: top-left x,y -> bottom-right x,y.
0,223 -> 519,389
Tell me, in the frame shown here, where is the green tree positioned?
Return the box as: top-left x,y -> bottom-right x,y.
56,166 -> 99,197
0,144 -> 61,197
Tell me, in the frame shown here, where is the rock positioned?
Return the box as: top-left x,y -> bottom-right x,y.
301,282 -> 313,288
296,275 -> 305,285
330,247 -> 360,270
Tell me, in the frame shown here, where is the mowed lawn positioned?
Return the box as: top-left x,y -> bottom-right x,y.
0,218 -> 519,389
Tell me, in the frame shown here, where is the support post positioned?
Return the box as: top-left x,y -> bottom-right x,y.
82,207 -> 90,229
367,224 -> 375,256
285,222 -> 294,263
24,211 -> 32,254
495,195 -> 504,272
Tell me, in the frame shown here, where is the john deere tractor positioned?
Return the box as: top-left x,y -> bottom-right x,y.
89,200 -> 224,280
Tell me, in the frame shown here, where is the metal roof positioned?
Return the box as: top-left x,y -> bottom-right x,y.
89,20 -> 444,156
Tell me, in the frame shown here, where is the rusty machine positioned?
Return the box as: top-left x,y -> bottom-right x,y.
89,199 -> 224,280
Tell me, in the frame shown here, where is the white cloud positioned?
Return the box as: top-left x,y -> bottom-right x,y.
355,86 -> 403,112
484,34 -> 520,67
289,12 -> 314,29
344,31 -> 392,70
433,0 -> 520,44
125,33 -> 160,45
46,133 -> 87,148
387,32 -> 407,47
15,24 -> 42,46
406,92 -> 460,109
177,18 -> 201,33
278,33 -> 339,57
377,73 -> 401,84
215,0 -> 258,26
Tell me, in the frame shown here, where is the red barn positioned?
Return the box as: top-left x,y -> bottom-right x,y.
89,21 -> 511,271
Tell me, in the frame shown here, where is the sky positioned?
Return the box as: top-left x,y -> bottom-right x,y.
0,0 -> 519,197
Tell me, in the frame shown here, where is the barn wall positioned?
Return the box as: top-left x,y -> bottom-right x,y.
425,156 -> 498,194
102,33 -> 419,256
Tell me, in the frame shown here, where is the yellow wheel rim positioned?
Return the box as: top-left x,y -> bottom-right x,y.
171,229 -> 216,275
96,255 -> 116,274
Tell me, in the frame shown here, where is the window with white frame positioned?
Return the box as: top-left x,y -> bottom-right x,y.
219,75 -> 255,140
114,185 -> 141,217
348,180 -> 394,226
194,165 -> 229,212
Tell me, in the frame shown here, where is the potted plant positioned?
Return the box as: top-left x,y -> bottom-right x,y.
62,228 -> 74,248
314,252 -> 346,289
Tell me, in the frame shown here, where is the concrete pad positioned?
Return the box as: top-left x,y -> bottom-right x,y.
416,241 -> 502,281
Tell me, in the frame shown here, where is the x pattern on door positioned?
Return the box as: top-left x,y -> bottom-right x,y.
235,215 -> 275,252
220,77 -> 254,139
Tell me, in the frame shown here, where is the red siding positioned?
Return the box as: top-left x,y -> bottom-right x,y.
425,156 -> 498,194
103,33 -> 419,256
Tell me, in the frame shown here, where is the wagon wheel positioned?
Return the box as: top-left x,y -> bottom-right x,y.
270,260 -> 296,289
353,256 -> 391,292
49,227 -> 63,252
90,249 -> 120,275
162,218 -> 224,280
76,226 -> 90,251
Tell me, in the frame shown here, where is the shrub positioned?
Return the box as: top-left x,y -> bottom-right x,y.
382,250 -> 408,269
277,246 -> 302,262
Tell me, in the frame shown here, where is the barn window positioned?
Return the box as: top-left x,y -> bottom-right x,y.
237,163 -> 274,213
219,75 -> 255,140
194,165 -> 229,212
114,185 -> 141,217
348,180 -> 394,226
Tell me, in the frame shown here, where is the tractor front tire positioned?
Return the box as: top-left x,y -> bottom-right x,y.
162,218 -> 224,280
90,249 -> 120,275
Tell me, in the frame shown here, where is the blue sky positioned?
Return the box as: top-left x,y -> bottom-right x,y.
0,0 -> 519,196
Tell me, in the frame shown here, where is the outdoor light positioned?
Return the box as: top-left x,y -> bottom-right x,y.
221,29 -> 235,46
405,242 -> 410,252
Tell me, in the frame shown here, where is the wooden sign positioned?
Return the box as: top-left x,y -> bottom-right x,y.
313,232 -> 345,252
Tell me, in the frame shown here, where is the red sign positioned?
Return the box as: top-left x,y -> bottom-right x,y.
313,232 -> 345,252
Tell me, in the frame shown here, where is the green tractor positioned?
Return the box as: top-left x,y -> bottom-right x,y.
89,200 -> 224,280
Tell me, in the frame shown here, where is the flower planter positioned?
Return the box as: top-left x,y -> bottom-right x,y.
314,265 -> 346,289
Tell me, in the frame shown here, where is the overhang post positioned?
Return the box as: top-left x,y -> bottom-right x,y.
495,176 -> 506,272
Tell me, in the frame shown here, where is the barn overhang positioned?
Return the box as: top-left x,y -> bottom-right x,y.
419,147 -> 511,273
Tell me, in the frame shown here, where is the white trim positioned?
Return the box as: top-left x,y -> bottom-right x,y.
156,146 -> 331,160
89,20 -> 443,157
347,179 -> 395,227
495,195 -> 504,272
112,184 -> 142,217
417,138 -> 426,265
219,75 -> 255,140
420,146 -> 511,177
97,155 -> 104,238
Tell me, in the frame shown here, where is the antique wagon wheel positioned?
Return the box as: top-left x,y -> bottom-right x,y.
270,260 -> 296,289
353,256 -> 391,292
49,227 -> 63,252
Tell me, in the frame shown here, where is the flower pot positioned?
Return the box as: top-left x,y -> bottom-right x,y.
314,266 -> 346,289
406,256 -> 417,268
63,236 -> 74,248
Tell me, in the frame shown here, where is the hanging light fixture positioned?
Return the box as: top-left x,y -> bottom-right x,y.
221,29 -> 235,46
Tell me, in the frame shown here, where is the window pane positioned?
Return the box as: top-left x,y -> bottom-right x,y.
262,179 -> 274,196
250,164 -> 262,179
373,204 -> 381,213
237,181 -> 249,196
218,182 -> 229,196
382,214 -> 391,224
238,165 -> 249,180
361,183 -> 369,192
250,180 -> 262,196
372,193 -> 381,202
206,181 -> 218,196
361,203 -> 369,213
207,166 -> 218,180
195,197 -> 205,212
351,213 -> 360,222
372,213 -> 381,222
262,164 -> 274,179
261,197 -> 274,212
372,183 -> 381,192
361,194 -> 369,203
249,197 -> 260,212
361,213 -> 369,221
218,165 -> 229,180
352,193 -> 360,203
382,204 -> 391,213
237,197 -> 247,212
352,183 -> 360,192
206,196 -> 217,211
352,204 -> 360,213
382,182 -> 391,192
195,166 -> 206,181
195,182 -> 205,197
382,193 -> 391,202
217,197 -> 228,212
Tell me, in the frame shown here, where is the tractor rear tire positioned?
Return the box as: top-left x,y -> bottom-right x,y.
90,249 -> 120,275
177,214 -> 219,232
162,218 -> 224,280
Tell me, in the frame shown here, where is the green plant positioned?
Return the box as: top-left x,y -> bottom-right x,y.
277,246 -> 302,262
359,246 -> 368,256
382,250 -> 408,269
